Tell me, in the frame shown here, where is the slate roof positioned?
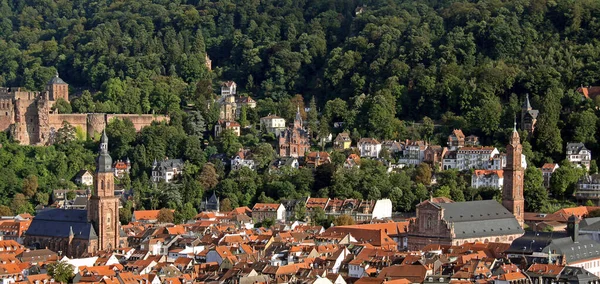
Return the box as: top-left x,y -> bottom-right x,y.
566,143 -> 588,154
154,159 -> 184,171
505,231 -> 567,255
524,109 -> 539,119
557,266 -> 600,284
26,209 -> 97,240
438,200 -> 523,239
542,235 -> 600,264
47,73 -> 67,85
580,217 -> 600,231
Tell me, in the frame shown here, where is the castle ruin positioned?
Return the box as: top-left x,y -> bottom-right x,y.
0,73 -> 168,145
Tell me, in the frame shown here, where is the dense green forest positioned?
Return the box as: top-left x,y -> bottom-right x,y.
2,0 -> 600,222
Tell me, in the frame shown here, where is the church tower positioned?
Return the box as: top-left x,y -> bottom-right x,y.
502,121 -> 525,228
88,131 -> 120,251
520,94 -> 538,135
293,106 -> 303,129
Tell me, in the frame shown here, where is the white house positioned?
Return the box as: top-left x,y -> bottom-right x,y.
371,199 -> 393,220
489,153 -> 528,170
221,81 -> 237,97
329,248 -> 351,274
456,146 -> 499,170
541,163 -> 559,188
443,147 -> 517,171
231,155 -> 255,171
398,140 -> 427,166
152,159 -> 183,183
60,256 -> 98,274
260,115 -> 287,136
74,170 -> 93,186
567,142 -> 592,170
251,203 -> 286,222
471,170 -> 504,189
357,138 -> 382,158
348,260 -> 368,278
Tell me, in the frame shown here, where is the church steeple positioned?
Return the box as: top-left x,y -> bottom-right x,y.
523,93 -> 532,111
510,117 -> 520,146
294,106 -> 303,129
503,120 -> 525,228
88,128 -> 120,252
97,131 -> 112,173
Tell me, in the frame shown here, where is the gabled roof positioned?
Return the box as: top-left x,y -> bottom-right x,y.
335,132 -> 351,142
541,163 -> 559,171
473,170 -> 503,178
252,203 -> 281,211
527,263 -> 564,277
432,200 -> 524,239
133,210 -> 161,221
379,264 -> 428,283
26,209 -> 97,240
450,129 -> 465,139
358,138 -> 381,145
566,142 -> 589,153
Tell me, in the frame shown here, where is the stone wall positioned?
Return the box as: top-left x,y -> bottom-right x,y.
48,114 -> 88,135
47,113 -> 169,140
106,114 -> 169,131
86,113 -> 106,139
0,99 -> 14,132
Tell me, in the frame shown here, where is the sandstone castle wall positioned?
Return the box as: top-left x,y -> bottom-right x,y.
2,77 -> 168,145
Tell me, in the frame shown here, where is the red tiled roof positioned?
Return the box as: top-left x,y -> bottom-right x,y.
457,146 -> 495,151
499,272 -> 528,281
252,203 -> 281,211
133,210 -> 161,221
527,263 -> 564,276
473,170 -> 503,178
577,86 -> 600,100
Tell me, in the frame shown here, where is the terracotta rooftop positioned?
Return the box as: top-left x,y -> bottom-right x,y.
252,203 -> 281,211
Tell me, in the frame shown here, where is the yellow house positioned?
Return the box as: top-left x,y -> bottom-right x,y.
334,132 -> 352,150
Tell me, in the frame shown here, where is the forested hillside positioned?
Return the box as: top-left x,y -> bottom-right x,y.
1,0 -> 600,219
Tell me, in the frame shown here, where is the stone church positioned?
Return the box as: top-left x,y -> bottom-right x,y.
25,132 -> 124,257
278,107 -> 310,157
521,94 -> 538,134
407,125 -> 526,249
0,73 -> 167,145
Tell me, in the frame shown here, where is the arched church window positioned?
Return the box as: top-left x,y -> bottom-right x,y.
101,180 -> 104,190
107,212 -> 112,229
427,217 -> 432,229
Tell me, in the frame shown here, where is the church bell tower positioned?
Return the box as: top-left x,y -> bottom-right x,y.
88,131 -> 120,251
502,121 -> 525,228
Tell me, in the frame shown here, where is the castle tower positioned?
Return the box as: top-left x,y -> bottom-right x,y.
46,71 -> 69,102
88,131 -> 120,251
502,121 -> 525,228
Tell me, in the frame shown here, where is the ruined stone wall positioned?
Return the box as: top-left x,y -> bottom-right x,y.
48,114 -> 88,135
106,114 -> 169,131
0,99 -> 14,132
47,113 -> 169,141
14,98 -> 39,145
86,113 -> 106,139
